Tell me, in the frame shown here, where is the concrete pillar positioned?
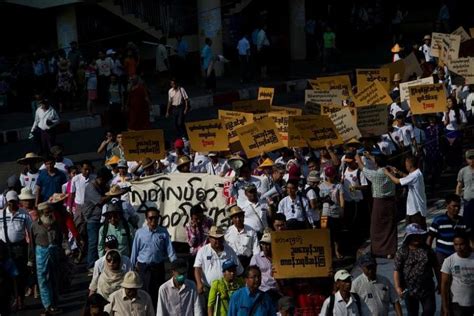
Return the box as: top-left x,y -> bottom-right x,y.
197,0 -> 223,76
56,5 -> 78,52
289,0 -> 306,60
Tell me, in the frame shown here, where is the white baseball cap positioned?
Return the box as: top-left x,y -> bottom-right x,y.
6,190 -> 19,202
334,269 -> 352,282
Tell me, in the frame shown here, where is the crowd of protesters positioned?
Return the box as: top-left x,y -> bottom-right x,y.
1,15 -> 474,316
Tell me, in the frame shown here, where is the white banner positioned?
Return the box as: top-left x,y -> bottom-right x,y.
130,174 -> 232,242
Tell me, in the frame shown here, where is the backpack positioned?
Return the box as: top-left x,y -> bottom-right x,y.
326,292 -> 361,316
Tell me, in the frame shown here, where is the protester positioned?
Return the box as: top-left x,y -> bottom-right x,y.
240,184 -> 269,234
456,149 -> 474,228
94,249 -> 125,301
237,34 -> 251,83
30,202 -> 63,315
440,232 -> 474,315
351,254 -> 402,316
17,152 -> 42,193
201,38 -> 215,93
185,204 -> 213,257
394,223 -> 440,316
0,191 -> 32,311
227,265 -> 275,316
356,153 -> 397,258
320,269 -> 364,315
207,259 -> 244,316
443,96 -> 467,169
98,201 -> 134,257
249,231 -> 278,296
224,204 -> 259,268
384,155 -> 427,229
278,180 -> 315,229
35,155 -> 68,205
130,206 -> 177,307
194,225 -> 243,301
166,78 -> 189,138
156,258 -> 201,315
105,271 -> 155,316
83,167 -> 113,271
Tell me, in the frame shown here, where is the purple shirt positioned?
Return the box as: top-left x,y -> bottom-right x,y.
185,217 -> 213,255
249,251 -> 277,292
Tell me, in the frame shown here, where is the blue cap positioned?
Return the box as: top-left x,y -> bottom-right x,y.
222,259 -> 238,272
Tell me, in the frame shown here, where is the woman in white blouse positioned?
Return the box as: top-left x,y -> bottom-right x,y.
443,96 -> 467,168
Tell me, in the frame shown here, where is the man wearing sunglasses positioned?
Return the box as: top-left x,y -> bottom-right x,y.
130,206 -> 177,308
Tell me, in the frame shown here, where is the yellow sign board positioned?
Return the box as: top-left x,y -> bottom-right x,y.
449,57 -> 474,84
288,115 -> 319,148
272,229 -> 332,279
218,110 -> 254,143
295,116 -> 343,148
356,105 -> 388,137
122,129 -> 166,161
268,112 -> 290,146
270,105 -> 303,116
353,80 -> 393,107
235,117 -> 284,158
185,119 -> 229,152
257,87 -> 275,105
356,68 -> 391,92
305,89 -> 345,107
329,107 -> 361,142
409,83 -> 447,114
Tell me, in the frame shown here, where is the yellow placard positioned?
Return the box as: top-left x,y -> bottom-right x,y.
185,119 -> 229,152
272,229 -> 332,279
268,112 -> 290,146
307,79 -> 319,90
431,32 -> 461,59
270,105 -> 303,116
235,117 -> 284,158
449,57 -> 474,84
257,87 -> 275,105
288,115 -> 319,148
409,83 -> 447,114
399,77 -> 434,107
253,113 -> 269,121
294,116 -> 343,148
314,75 -> 352,92
356,104 -> 388,137
328,107 -> 361,142
353,80 -> 393,107
452,26 -> 471,43
305,89 -> 345,107
356,68 -> 391,92
122,129 -> 166,161
232,99 -> 271,113
218,110 -> 254,143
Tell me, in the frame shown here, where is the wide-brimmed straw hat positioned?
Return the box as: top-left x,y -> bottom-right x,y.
121,271 -> 143,289
208,226 -> 225,238
105,185 -> 126,197
17,152 -> 43,164
177,156 -> 191,167
227,204 -> 244,218
49,193 -> 68,204
141,157 -> 155,169
18,188 -> 35,200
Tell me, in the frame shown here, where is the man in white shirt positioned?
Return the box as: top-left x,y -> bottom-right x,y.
224,205 -> 260,268
30,98 -> 59,155
231,164 -> 263,206
157,258 -> 202,316
239,184 -> 269,234
205,152 -> 228,176
71,160 -> 95,207
17,153 -> 42,194
236,35 -> 250,83
384,156 -> 427,229
277,180 -> 316,229
96,50 -> 113,103
320,269 -> 366,315
393,112 -> 415,150
194,226 -> 243,294
351,254 -> 402,316
39,145 -> 73,174
166,79 -> 189,138
419,35 -> 434,63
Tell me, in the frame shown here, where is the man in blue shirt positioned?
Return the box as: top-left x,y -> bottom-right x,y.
427,194 -> 471,266
228,265 -> 275,316
130,206 -> 177,308
34,155 -> 67,205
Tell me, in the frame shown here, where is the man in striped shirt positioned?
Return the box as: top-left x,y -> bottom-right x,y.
427,194 -> 471,266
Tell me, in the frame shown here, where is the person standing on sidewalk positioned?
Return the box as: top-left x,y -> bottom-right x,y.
237,34 -> 251,83
166,78 -> 189,138
201,38 -> 215,93
440,232 -> 474,316
126,75 -> 151,131
456,149 -> 474,229
30,97 -> 60,155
